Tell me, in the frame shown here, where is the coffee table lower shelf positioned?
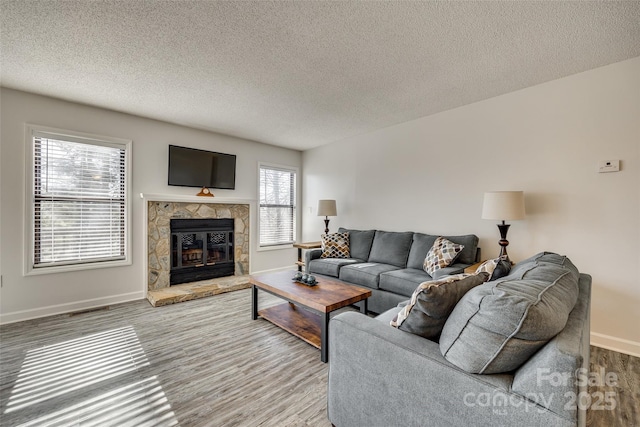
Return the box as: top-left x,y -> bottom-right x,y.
258,303 -> 321,349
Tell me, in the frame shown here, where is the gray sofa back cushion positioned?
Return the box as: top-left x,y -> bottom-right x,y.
406,233 -> 438,269
338,228 -> 375,261
367,231 -> 414,268
439,252 -> 580,374
442,234 -> 479,265
407,233 -> 479,269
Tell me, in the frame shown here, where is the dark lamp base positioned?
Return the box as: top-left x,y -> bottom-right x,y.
497,222 -> 511,262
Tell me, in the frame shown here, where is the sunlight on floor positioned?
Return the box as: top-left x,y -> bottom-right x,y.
5,326 -> 149,413
4,325 -> 178,426
15,376 -> 178,427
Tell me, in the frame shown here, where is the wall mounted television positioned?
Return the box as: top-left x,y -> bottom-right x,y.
168,145 -> 236,190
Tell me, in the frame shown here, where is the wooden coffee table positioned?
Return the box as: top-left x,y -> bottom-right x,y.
250,270 -> 371,363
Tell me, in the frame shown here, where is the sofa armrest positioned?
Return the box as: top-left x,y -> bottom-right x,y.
304,248 -> 322,273
511,274 -> 592,427
328,312 -> 575,427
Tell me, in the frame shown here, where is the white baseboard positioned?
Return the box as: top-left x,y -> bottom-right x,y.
0,291 -> 145,325
591,332 -> 640,358
249,266 -> 293,275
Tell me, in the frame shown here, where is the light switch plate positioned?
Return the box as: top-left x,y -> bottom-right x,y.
597,160 -> 620,173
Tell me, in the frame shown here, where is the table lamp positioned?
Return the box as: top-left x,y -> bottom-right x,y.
482,191 -> 525,262
317,200 -> 337,235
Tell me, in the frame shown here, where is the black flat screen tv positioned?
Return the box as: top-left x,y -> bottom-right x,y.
168,145 -> 236,190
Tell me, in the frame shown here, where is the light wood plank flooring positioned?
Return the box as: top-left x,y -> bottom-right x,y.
1,289 -> 638,426
588,346 -> 639,426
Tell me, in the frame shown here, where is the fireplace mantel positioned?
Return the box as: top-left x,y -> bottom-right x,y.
140,193 -> 257,205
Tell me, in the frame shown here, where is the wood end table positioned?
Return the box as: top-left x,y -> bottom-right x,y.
293,241 -> 322,271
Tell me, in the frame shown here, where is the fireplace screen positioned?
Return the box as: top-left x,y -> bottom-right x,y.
170,218 -> 234,285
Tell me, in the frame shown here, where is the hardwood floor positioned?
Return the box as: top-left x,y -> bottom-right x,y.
588,346 -> 640,427
1,289 -> 638,426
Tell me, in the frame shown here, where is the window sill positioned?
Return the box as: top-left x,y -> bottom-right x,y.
257,244 -> 294,253
25,258 -> 132,276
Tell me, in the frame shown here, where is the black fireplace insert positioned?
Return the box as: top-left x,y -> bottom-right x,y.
170,218 -> 234,285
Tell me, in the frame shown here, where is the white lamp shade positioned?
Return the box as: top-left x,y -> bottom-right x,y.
317,199 -> 337,216
482,191 -> 525,221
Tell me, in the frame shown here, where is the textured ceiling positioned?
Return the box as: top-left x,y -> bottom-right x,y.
1,1 -> 639,151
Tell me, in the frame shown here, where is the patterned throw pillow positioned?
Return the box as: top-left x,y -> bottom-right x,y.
423,237 -> 465,275
320,232 -> 350,258
475,257 -> 512,281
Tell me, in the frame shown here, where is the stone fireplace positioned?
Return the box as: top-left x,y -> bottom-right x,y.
147,200 -> 250,292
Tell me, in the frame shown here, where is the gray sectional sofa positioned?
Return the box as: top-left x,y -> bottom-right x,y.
305,228 -> 481,314
327,252 -> 592,427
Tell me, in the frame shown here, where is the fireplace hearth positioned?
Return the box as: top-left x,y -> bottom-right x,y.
170,218 -> 234,286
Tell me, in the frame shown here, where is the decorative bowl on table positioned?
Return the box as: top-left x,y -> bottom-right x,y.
292,272 -> 318,286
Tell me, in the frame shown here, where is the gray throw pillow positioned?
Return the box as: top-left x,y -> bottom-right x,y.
439,252 -> 580,374
390,272 -> 489,339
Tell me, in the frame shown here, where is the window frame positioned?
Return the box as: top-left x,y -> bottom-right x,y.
257,162 -> 298,250
24,124 -> 132,275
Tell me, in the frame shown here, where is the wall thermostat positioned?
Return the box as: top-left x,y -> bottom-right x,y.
597,160 -> 620,173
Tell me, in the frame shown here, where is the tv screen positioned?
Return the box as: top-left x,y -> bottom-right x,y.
168,145 -> 236,190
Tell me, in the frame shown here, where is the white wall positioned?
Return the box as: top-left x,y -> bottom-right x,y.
0,88 -> 302,323
302,57 -> 640,356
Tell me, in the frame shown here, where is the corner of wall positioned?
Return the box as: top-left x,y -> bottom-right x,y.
590,332 -> 640,358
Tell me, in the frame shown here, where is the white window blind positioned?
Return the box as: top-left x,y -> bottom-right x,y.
32,132 -> 127,268
259,165 -> 296,247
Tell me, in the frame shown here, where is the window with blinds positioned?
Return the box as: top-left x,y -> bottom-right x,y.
259,164 -> 296,247
30,127 -> 130,270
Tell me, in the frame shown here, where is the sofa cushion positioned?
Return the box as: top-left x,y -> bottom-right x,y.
407,233 -> 479,269
406,233 -> 438,269
308,258 -> 363,277
509,251 -> 580,283
390,272 -> 490,339
338,228 -> 375,260
320,232 -> 350,258
339,263 -> 399,289
439,252 -> 580,374
379,268 -> 432,297
431,263 -> 467,280
367,231 -> 413,268
442,234 -> 479,265
423,237 -> 464,275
